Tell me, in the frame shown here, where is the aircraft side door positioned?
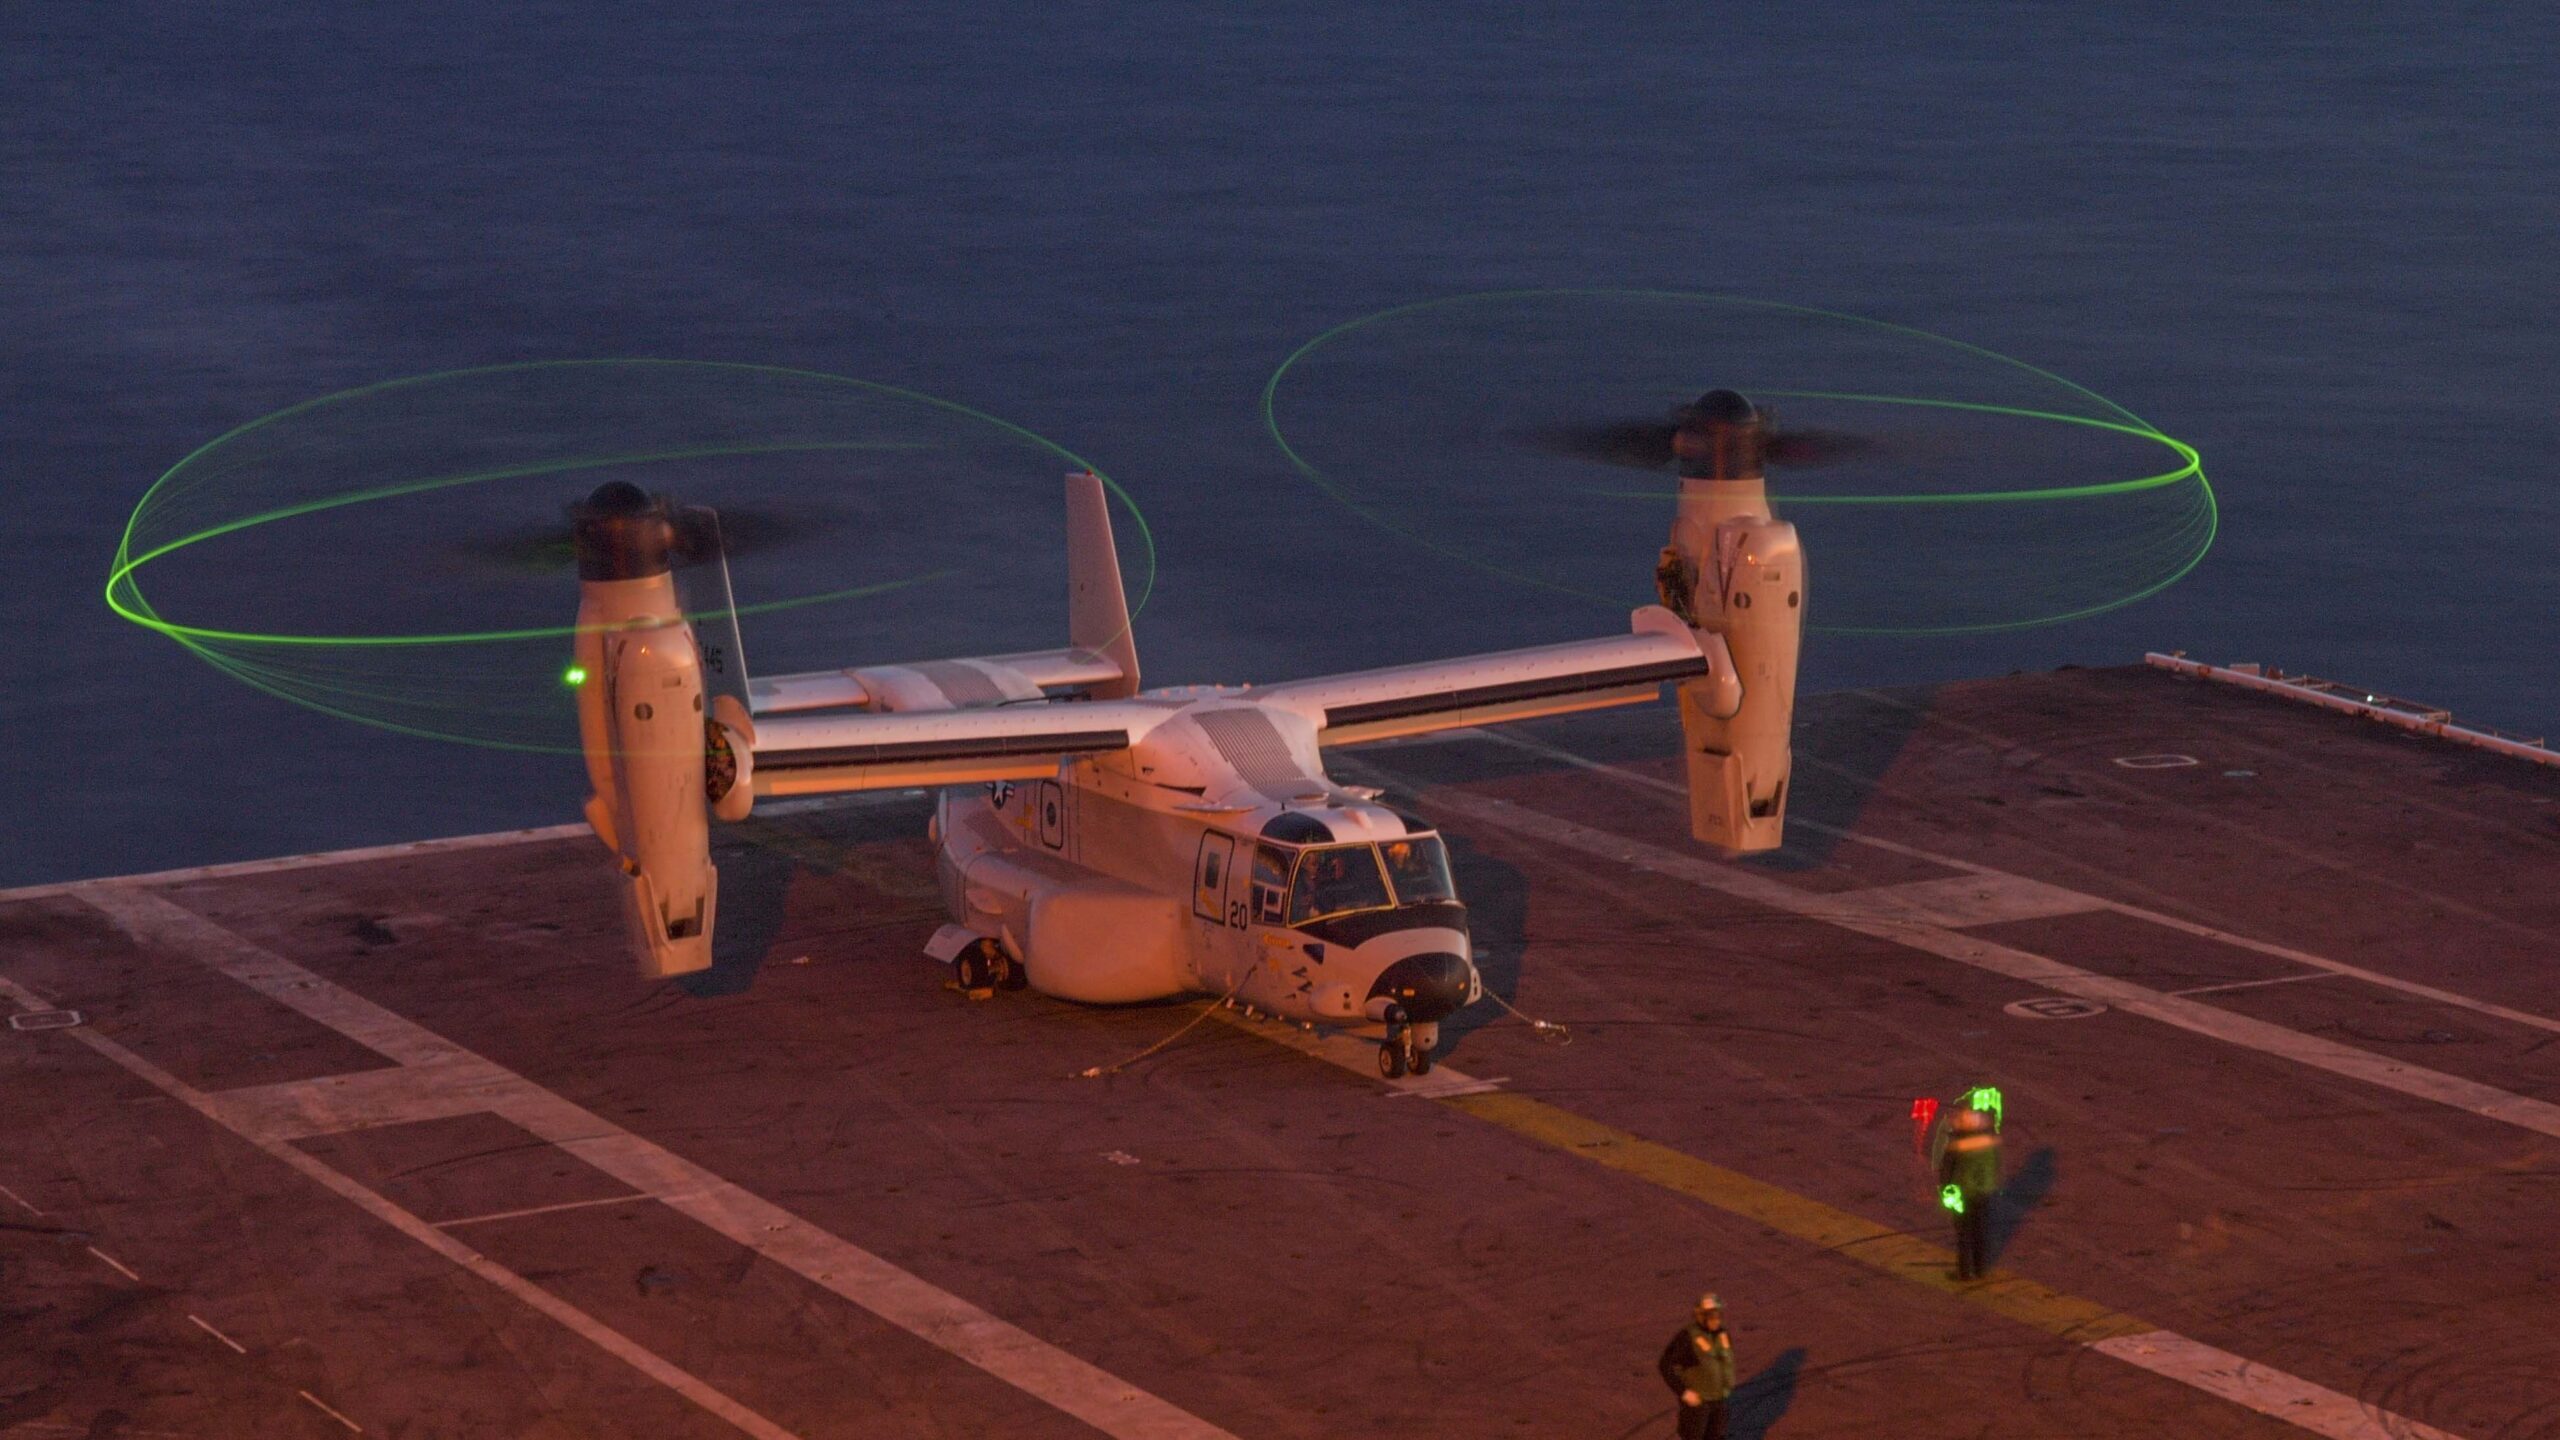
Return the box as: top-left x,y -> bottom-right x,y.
1190,830 -> 1254,990
1193,832 -> 1234,924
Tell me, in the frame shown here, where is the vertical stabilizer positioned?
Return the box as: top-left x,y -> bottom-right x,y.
674,506 -> 752,716
1064,471 -> 1140,699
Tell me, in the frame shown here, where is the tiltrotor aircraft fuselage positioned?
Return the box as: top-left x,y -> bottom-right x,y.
571,392 -> 1803,1075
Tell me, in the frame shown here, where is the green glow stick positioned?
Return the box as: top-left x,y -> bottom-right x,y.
1967,1086 -> 2005,1132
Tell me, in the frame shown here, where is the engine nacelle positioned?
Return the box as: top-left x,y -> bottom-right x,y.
579,606 -> 718,978
1663,394 -> 1804,854
573,483 -> 722,979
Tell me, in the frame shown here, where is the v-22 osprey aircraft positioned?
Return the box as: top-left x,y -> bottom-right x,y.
570,390 -> 1804,1077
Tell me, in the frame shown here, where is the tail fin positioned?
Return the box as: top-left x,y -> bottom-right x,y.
673,505 -> 752,716
1064,471 -> 1140,700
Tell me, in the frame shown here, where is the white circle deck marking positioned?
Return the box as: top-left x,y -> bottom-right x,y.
2005,996 -> 2110,1020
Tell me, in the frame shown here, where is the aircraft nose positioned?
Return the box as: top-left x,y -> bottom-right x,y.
1366,951 -> 1477,1023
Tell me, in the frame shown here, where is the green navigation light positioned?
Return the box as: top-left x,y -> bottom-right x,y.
562,665 -> 588,687
1940,1184 -> 1965,1215
1966,1086 -> 2005,1131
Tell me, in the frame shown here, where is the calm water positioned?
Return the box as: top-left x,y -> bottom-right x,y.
5,4 -> 2556,884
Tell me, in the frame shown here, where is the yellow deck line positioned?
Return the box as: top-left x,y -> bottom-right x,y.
1440,1089 -> 2150,1342
1209,1002 -> 2455,1439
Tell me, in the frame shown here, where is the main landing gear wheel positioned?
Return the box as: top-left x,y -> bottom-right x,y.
1378,1016 -> 1432,1079
955,940 -> 1017,994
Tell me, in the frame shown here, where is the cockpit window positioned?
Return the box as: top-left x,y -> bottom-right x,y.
1288,844 -> 1392,923
1252,843 -> 1293,923
1379,835 -> 1456,905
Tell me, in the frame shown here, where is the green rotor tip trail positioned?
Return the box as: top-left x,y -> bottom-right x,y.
110,358 -> 1154,751
1260,288 -> 2215,636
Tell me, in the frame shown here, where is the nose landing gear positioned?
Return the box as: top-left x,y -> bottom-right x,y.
1374,1009 -> 1437,1079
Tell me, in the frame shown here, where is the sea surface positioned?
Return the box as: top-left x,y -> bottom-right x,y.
5,4 -> 2556,884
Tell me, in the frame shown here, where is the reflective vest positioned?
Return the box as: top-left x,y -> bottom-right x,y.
1940,1132 -> 2000,1198
1658,1324 -> 1735,1401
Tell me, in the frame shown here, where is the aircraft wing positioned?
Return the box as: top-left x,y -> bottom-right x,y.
748,472 -> 1141,718
748,697 -> 1173,797
1253,607 -> 1727,747
748,649 -> 1128,716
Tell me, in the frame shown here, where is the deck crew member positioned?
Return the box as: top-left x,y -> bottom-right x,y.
1656,1292 -> 1735,1440
1939,1107 -> 2002,1279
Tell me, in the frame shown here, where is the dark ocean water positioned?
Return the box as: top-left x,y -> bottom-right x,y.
5,4 -> 2556,884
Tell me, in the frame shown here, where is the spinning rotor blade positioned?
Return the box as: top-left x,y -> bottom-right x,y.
1759,427 -> 1873,467
1515,418 -> 1681,471
450,499 -> 842,574
459,524 -> 581,574
1514,391 -> 1875,475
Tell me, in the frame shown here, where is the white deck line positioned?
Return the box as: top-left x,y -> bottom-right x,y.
1786,805 -> 2560,1038
1224,792 -> 2457,1440
0,825 -> 591,904
186,1313 -> 249,1355
2090,1331 -> 2458,1440
434,1193 -> 658,1229
1485,728 -> 2560,1038
66,883 -> 1241,1440
1829,688 -> 2560,1029
1389,770 -> 2560,1145
296,1389 -> 364,1434
2169,972 -> 2344,998
1343,769 -> 2478,1440
0,790 -> 929,905
0,967 -> 804,1440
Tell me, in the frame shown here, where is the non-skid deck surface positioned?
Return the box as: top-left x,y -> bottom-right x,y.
4,665 -> 2555,1439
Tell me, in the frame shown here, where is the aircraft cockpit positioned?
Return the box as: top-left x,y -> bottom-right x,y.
1250,833 -> 1460,927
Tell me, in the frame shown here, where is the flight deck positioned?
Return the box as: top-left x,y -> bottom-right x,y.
4,661 -> 2555,1439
